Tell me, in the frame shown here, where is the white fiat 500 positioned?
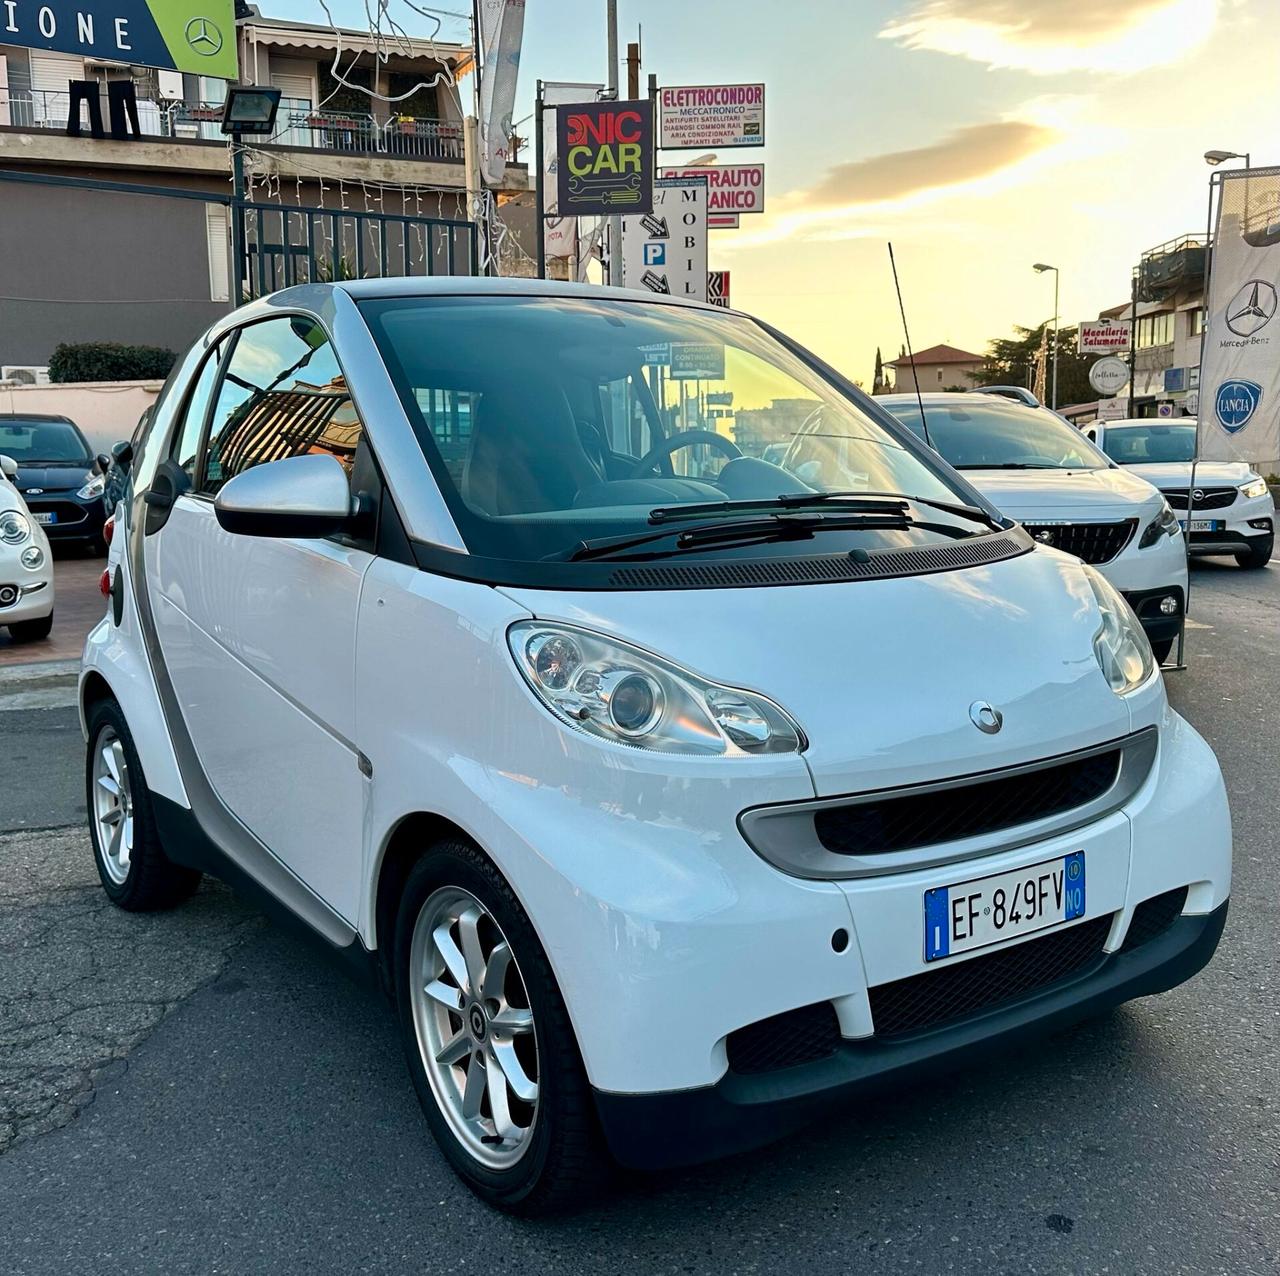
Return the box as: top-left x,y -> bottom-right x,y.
1,453 -> 55,641
877,394 -> 1188,663
1086,419 -> 1274,569
82,280 -> 1230,1213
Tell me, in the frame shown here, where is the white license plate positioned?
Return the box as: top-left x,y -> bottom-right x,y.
32,511 -> 55,525
924,852 -> 1085,961
1179,518 -> 1221,532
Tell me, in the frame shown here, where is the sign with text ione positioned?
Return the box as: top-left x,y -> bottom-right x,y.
660,163 -> 765,215
1,0 -> 238,79
556,98 -> 654,217
659,83 -> 764,150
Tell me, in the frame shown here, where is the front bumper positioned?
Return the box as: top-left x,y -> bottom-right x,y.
0,578 -> 53,623
1123,584 -> 1184,645
20,492 -> 105,543
1186,515 -> 1272,557
594,901 -> 1227,1170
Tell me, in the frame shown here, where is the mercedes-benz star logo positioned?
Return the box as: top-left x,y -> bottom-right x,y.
185,16 -> 223,56
969,701 -> 1003,735
1225,279 -> 1278,337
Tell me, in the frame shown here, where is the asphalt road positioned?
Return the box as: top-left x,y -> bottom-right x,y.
0,561 -> 1277,1274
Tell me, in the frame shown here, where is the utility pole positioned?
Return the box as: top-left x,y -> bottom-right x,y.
626,40 -> 640,99
1127,270 -> 1138,419
604,0 -> 620,285
1051,269 -> 1059,410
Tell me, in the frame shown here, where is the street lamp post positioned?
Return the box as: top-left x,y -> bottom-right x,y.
1033,263 -> 1060,410
1204,150 -> 1250,169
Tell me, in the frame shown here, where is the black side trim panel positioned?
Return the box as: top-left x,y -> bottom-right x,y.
592,903 -> 1227,1171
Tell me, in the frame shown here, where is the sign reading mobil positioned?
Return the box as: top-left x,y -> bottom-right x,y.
0,0 -> 238,79
556,99 -> 653,217
659,83 -> 764,150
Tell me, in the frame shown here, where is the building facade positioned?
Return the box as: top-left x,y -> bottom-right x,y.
0,9 -> 531,371
884,343 -> 985,393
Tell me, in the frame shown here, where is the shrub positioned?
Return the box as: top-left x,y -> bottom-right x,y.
48,342 -> 177,384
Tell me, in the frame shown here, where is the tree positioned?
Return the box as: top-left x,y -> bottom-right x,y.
969,323 -> 1102,406
872,347 -> 884,394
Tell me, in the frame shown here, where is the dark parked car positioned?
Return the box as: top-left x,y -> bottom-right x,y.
0,414 -> 110,554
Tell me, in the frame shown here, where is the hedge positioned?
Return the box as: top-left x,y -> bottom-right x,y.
48,342 -> 177,384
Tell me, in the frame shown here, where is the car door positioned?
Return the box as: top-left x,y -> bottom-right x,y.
144,315 -> 373,923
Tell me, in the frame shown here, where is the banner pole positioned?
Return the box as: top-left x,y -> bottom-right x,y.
534,81 -> 546,280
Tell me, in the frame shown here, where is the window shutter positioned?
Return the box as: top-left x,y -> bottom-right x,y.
206,205 -> 231,303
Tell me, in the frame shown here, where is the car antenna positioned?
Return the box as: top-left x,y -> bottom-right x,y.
887,242 -> 932,448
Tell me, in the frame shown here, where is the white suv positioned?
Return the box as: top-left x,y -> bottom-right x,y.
876,394 -> 1189,663
82,280 -> 1230,1213
1087,419 -> 1274,569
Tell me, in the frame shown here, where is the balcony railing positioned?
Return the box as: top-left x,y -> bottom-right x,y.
0,89 -> 463,160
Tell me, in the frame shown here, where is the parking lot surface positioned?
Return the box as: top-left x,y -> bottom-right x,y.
0,561 -> 1276,1274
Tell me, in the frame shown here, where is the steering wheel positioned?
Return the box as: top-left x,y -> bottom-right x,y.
629,430 -> 742,478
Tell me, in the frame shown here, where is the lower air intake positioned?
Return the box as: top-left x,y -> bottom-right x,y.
726,1001 -> 842,1075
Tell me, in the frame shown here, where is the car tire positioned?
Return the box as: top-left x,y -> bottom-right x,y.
1150,636 -> 1175,665
1234,535 -> 1273,570
394,839 -> 610,1215
87,535 -> 108,557
7,611 -> 53,642
85,698 -> 201,911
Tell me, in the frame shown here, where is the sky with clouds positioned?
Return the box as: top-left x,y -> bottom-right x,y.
273,0 -> 1280,385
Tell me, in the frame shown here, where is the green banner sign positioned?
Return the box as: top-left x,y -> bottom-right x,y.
2,0 -> 238,80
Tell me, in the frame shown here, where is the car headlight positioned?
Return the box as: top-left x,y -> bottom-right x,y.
1138,500 -> 1181,548
0,510 -> 31,545
1240,477 -> 1268,500
508,621 -> 805,755
77,474 -> 105,500
1083,565 -> 1155,695
20,545 -> 44,570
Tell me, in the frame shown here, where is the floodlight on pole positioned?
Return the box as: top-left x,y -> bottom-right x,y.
1033,263 -> 1060,410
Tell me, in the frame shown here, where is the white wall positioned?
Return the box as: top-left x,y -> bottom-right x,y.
1,380 -> 162,453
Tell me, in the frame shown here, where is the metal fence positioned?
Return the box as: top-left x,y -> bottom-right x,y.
0,90 -> 464,160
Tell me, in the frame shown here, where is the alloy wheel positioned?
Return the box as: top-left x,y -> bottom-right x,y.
92,726 -> 133,885
409,886 -> 539,1169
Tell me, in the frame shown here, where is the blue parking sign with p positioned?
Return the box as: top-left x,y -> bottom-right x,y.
643,242 -> 666,266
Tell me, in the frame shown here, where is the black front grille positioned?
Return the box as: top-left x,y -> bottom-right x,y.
868,916 -> 1112,1037
727,1001 -> 842,1075
1162,488 -> 1236,511
1022,520 -> 1135,564
22,499 -> 88,528
1120,887 -> 1188,951
815,749 -> 1120,857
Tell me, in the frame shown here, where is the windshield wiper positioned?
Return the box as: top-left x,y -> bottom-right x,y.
647,490 -> 1002,531
953,463 -> 1063,471
552,511 -> 914,563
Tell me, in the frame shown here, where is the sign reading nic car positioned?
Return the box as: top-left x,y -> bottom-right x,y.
556,98 -> 654,217
1,0 -> 238,79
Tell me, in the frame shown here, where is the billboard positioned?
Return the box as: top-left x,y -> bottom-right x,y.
621,177 -> 708,302
556,99 -> 653,217
1077,318 -> 1131,354
0,0 -> 238,79
658,83 -> 764,150
1199,168 -> 1280,462
659,164 -> 764,215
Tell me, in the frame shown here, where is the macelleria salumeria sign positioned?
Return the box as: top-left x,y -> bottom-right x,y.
2,0 -> 238,79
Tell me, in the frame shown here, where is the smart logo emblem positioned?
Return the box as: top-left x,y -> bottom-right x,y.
1225,279 -> 1277,337
1214,379 -> 1262,434
184,17 -> 223,56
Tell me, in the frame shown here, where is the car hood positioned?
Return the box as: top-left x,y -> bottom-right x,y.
499,547 -> 1137,798
13,464 -> 92,492
959,467 -> 1161,522
1117,461 -> 1255,489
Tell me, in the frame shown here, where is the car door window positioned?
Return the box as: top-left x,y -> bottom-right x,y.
171,340 -> 225,481
198,317 -> 363,497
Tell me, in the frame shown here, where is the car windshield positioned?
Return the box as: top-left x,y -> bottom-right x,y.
879,397 -> 1106,471
361,296 -> 981,563
1100,424 -> 1196,464
0,418 -> 91,465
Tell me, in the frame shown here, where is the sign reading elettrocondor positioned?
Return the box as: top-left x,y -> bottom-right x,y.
556,99 -> 654,217
1,0 -> 238,79
659,83 -> 765,150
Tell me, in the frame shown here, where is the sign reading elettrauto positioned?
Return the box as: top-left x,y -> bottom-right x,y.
1,0 -> 238,79
556,98 -> 654,217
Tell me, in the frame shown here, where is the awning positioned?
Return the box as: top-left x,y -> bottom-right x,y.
242,20 -> 469,64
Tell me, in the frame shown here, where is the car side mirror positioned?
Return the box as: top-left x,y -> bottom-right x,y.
0,454 -> 16,480
94,453 -> 111,476
214,454 -> 354,539
111,440 -> 134,469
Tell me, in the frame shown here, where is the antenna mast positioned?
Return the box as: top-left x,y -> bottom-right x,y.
887,242 -> 931,448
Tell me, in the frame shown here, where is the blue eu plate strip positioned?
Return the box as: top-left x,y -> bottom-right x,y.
1063,851 -> 1086,920
924,887 -> 950,961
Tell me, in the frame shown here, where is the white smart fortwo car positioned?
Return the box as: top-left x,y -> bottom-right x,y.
877,394 -> 1189,663
1086,419 -> 1274,570
81,280 -> 1230,1213
0,453 -> 55,641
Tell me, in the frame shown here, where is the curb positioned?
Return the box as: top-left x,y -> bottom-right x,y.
0,658 -> 80,710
